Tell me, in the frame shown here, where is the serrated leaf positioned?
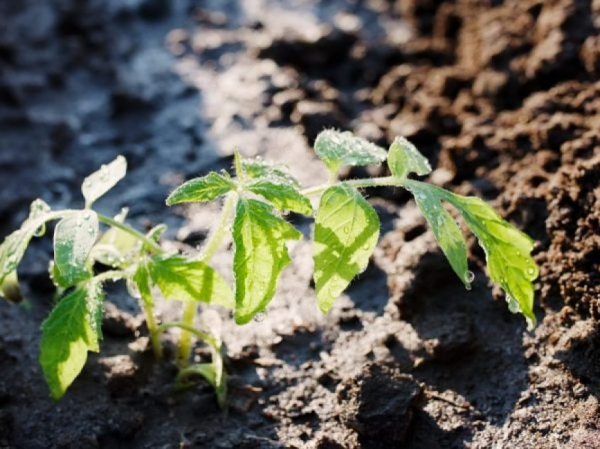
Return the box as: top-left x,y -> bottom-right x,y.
248,180 -> 313,215
54,211 -> 99,286
314,130 -> 387,173
313,184 -> 380,313
166,172 -> 235,205
406,181 -> 470,287
232,198 -> 302,324
442,191 -> 539,329
40,284 -> 104,400
147,254 -> 234,308
82,155 -> 127,207
241,159 -> 300,187
388,136 -> 432,178
0,200 -> 56,286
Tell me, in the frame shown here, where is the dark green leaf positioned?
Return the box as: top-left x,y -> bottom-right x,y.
54,211 -> 98,286
248,180 -> 313,215
40,284 -> 104,400
166,172 -> 235,205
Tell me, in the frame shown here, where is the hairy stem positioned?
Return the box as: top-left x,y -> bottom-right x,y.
143,301 -> 163,359
300,176 -> 402,197
177,193 -> 236,368
97,213 -> 163,254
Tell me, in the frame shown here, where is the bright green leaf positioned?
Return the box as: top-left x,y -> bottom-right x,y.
405,181 -> 470,287
82,156 -> 127,207
313,184 -> 380,313
442,190 -> 539,329
388,136 -> 432,179
54,211 -> 98,286
147,254 -> 234,308
248,180 -> 313,215
314,130 -> 387,173
0,200 -> 56,286
241,159 -> 300,187
166,172 -> 235,205
232,199 -> 302,324
40,284 -> 104,400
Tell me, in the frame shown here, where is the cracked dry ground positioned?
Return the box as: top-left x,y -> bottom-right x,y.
0,0 -> 599,448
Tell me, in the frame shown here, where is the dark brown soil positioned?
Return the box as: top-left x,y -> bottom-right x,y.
1,0 -> 599,447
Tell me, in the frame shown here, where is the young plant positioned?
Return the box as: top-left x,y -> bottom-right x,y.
0,157 -> 230,404
168,130 -> 539,331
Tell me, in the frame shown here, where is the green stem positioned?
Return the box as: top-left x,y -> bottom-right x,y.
301,176 -> 402,197
177,193 -> 237,368
143,301 -> 163,359
156,322 -> 220,350
97,213 -> 164,254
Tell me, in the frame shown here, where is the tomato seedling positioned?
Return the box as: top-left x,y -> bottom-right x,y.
168,130 -> 538,330
0,130 -> 539,405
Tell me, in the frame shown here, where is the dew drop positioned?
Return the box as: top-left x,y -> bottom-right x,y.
253,311 -> 267,323
526,267 -> 535,276
126,279 -> 141,299
83,211 -> 93,221
88,226 -> 95,235
343,226 -> 350,234
505,295 -> 521,314
465,270 -> 475,283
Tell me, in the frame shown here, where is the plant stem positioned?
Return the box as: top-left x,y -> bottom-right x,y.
143,301 -> 163,359
97,213 -> 164,254
301,176 -> 402,197
156,322 -> 220,350
177,193 -> 237,368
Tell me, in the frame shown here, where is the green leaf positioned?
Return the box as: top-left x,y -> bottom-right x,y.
388,136 -> 432,179
313,184 -> 380,313
241,159 -> 300,187
54,211 -> 99,286
40,284 -> 104,400
133,261 -> 154,307
248,180 -> 313,215
405,181 -> 470,288
82,155 -> 127,207
147,254 -> 234,308
443,191 -> 539,329
166,172 -> 235,205
232,198 -> 302,324
49,261 -> 72,289
0,200 -> 56,286
314,130 -> 387,173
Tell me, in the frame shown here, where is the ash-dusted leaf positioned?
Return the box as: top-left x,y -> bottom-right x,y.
166,172 -> 235,205
405,181 -> 470,288
232,199 -> 302,324
40,284 -> 104,400
0,200 -> 56,286
241,159 -> 300,187
313,184 -> 380,313
442,191 -> 539,329
147,254 -> 234,308
248,180 -> 313,215
314,130 -> 387,173
54,211 -> 98,286
388,136 -> 432,179
82,155 -> 127,207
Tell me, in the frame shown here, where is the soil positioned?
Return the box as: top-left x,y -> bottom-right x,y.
0,0 -> 599,447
